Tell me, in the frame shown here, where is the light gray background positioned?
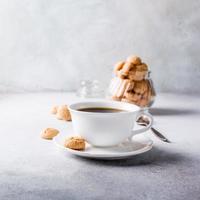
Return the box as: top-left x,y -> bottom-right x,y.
0,0 -> 200,93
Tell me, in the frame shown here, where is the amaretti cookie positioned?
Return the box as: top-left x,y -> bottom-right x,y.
121,62 -> 134,75
126,55 -> 142,65
41,128 -> 59,140
56,105 -> 71,121
114,61 -> 125,75
64,136 -> 86,150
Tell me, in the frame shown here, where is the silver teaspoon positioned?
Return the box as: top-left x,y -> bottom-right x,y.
137,116 -> 171,143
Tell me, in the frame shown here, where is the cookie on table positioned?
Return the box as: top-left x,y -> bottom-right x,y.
51,106 -> 58,114
41,128 -> 59,140
56,105 -> 71,121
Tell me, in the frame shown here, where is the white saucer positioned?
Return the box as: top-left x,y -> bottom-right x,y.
53,128 -> 153,160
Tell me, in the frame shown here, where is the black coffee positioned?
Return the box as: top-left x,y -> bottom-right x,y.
78,107 -> 125,113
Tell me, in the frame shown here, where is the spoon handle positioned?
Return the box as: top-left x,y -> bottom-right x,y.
151,127 -> 171,143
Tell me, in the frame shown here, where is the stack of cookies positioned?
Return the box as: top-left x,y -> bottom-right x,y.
109,55 -> 155,107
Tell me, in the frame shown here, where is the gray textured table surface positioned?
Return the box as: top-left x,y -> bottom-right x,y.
1,93 -> 200,200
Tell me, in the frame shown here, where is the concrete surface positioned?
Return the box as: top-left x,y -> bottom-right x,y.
0,92 -> 200,200
0,0 -> 200,93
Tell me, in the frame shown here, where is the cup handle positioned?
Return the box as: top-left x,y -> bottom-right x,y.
128,112 -> 153,141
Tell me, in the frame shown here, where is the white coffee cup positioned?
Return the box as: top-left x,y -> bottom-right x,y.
69,100 -> 153,147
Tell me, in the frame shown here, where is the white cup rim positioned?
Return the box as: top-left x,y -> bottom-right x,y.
68,100 -> 140,115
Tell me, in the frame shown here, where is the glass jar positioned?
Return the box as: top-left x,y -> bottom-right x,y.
76,80 -> 105,98
108,71 -> 156,108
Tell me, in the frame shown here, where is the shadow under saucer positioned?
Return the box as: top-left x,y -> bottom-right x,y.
72,146 -> 189,167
